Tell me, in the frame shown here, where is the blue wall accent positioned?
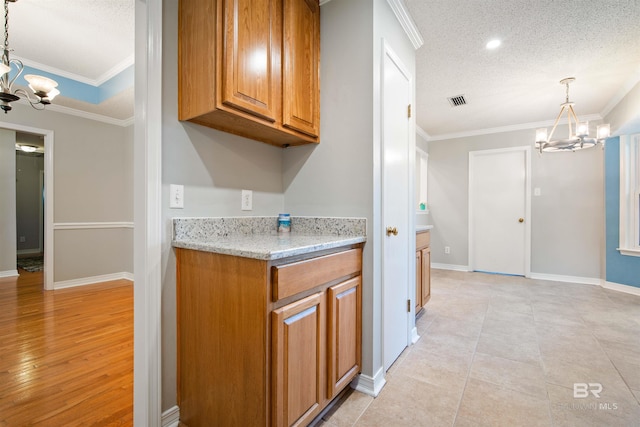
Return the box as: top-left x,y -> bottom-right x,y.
9,64 -> 133,105
605,136 -> 640,288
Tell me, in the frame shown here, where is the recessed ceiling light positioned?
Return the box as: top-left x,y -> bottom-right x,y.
486,39 -> 501,50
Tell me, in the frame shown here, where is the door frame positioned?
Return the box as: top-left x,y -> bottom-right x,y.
468,146 -> 532,277
380,39 -> 416,371
0,122 -> 54,290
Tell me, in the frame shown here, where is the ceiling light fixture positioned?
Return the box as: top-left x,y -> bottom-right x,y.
15,143 -> 37,152
486,39 -> 501,50
535,77 -> 610,153
0,0 -> 59,113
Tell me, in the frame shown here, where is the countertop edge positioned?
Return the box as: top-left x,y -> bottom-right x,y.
173,236 -> 366,260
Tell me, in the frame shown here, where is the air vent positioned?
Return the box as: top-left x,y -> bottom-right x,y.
448,94 -> 467,107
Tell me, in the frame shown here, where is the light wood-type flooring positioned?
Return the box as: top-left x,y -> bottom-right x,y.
0,270 -> 133,426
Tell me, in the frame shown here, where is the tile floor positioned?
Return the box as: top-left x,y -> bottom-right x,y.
318,269 -> 640,426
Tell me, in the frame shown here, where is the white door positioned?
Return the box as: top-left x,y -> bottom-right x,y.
382,45 -> 411,371
469,147 -> 530,276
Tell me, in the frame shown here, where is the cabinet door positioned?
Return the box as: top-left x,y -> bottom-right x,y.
282,0 -> 320,137
421,247 -> 431,306
221,0 -> 280,122
415,250 -> 422,311
327,276 -> 361,399
272,292 -> 325,427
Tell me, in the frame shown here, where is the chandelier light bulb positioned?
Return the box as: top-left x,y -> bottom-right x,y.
576,121 -> 589,137
535,128 -> 548,143
25,74 -> 58,96
597,123 -> 610,140
0,62 -> 9,75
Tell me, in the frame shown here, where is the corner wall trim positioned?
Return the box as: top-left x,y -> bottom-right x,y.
602,281 -> 640,296
431,263 -> 470,272
0,270 -> 19,278
161,405 -> 180,427
54,272 -> 134,289
53,222 -> 134,230
351,367 -> 386,397
529,272 -> 600,286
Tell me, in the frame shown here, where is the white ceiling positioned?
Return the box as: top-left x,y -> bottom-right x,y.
4,0 -> 134,122
6,1 -> 640,134
405,0 -> 640,139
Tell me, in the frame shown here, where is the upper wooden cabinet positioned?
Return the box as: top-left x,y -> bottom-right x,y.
179,0 -> 320,148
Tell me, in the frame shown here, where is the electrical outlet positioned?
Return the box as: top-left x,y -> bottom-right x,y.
169,184 -> 184,209
241,190 -> 253,211
445,246 -> 451,254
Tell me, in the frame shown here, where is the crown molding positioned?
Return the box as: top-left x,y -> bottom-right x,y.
416,125 -> 430,141
14,54 -> 135,87
600,66 -> 640,119
386,0 -> 423,50
45,102 -> 134,127
427,114 -> 603,141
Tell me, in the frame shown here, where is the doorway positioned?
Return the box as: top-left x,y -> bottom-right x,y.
468,146 -> 531,276
381,41 -> 413,371
0,124 -> 54,289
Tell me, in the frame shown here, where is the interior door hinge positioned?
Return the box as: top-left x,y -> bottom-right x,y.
407,104 -> 411,118
407,299 -> 411,312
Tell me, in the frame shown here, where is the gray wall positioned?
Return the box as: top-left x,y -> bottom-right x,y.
16,149 -> 44,253
428,125 -> 604,279
0,106 -> 133,282
161,0 -> 286,409
0,129 -> 17,273
284,0 -> 415,381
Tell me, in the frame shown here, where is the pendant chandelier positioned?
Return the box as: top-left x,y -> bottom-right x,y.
535,77 -> 610,153
0,0 -> 59,113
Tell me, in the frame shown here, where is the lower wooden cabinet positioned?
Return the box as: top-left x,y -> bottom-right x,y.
177,245 -> 363,427
272,292 -> 325,427
416,230 -> 431,312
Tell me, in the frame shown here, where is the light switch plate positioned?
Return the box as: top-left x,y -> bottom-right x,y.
534,187 -> 541,196
170,184 -> 184,208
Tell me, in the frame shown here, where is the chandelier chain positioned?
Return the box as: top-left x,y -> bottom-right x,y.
3,0 -> 8,50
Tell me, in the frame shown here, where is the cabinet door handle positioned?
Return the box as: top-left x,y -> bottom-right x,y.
518,218 -> 524,223
386,226 -> 398,236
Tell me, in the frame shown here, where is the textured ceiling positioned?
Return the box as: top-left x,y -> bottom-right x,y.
3,0 -> 134,122
404,0 -> 640,139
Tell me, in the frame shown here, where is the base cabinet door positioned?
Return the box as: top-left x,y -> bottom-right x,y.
327,276 -> 362,399
272,292 -> 325,427
421,247 -> 431,306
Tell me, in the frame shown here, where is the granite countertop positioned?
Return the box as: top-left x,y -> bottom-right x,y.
172,216 -> 366,260
416,225 -> 434,233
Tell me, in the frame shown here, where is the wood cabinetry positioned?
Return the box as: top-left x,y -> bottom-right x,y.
176,245 -> 362,426
178,0 -> 320,148
415,230 -> 431,313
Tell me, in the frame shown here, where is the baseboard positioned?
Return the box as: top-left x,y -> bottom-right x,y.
54,272 -> 134,289
162,405 -> 180,427
17,249 -> 42,256
602,281 -> 640,296
411,326 -> 420,344
351,367 -> 386,397
529,272 -> 600,286
0,270 -> 19,278
431,263 -> 470,272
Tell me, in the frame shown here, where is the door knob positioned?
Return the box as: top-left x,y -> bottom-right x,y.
518,218 -> 524,223
386,226 -> 398,236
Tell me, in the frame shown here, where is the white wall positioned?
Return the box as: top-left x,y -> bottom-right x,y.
161,0 -> 286,409
428,125 -> 604,279
0,106 -> 133,283
0,129 -> 17,274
